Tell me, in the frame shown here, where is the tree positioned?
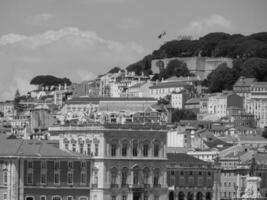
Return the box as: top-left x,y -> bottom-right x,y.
108,67 -> 121,74
30,75 -> 72,87
171,109 -> 197,122
160,59 -> 190,79
207,63 -> 235,92
157,95 -> 171,105
240,58 -> 267,81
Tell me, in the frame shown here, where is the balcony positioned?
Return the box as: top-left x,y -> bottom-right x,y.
130,184 -> 144,189
91,184 -> 98,188
110,184 -> 119,189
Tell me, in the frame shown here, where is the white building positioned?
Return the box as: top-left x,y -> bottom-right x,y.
170,91 -> 186,109
149,81 -> 191,99
245,98 -> 267,128
125,82 -> 152,97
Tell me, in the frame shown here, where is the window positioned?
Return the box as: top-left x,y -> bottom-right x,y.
122,196 -> 127,200
111,168 -> 117,184
122,143 -> 127,156
67,172 -> 73,184
122,169 -> 127,185
143,143 -> 149,157
132,141 -> 138,157
133,168 -> 139,184
3,170 -> 8,185
95,143 -> 99,156
52,196 -> 62,200
81,162 -> 86,170
154,143 -> 159,157
41,161 -> 47,169
112,196 -> 116,200
111,143 -> 116,156
28,161 -> 33,169
80,144 -> 84,154
67,196 -> 73,200
81,172 -> 87,185
153,169 -> 160,186
40,196 -> 46,200
79,197 -> 88,200
87,143 -> 91,155
154,195 -> 159,200
72,143 -> 76,152
68,162 -> 73,170
27,173 -> 33,184
3,193 -> 7,200
143,168 -> 149,184
180,171 -> 184,176
41,173 -> 47,185
65,143 -> 69,150
54,172 -> 60,184
54,161 -> 60,171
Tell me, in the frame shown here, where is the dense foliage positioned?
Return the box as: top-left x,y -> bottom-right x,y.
30,75 -> 72,87
108,67 -> 121,74
126,32 -> 267,76
160,59 -> 191,80
172,109 -> 197,122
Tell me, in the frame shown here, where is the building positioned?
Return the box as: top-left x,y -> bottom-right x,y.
71,82 -> 90,97
185,98 -> 200,113
0,101 -> 15,117
171,91 -> 186,109
149,82 -> 193,99
245,98 -> 267,128
125,82 -> 152,98
207,92 -> 243,120
233,76 -> 255,99
167,153 -> 220,200
151,57 -> 233,80
251,82 -> 267,99
0,135 -> 90,200
99,97 -> 157,113
49,124 -> 169,200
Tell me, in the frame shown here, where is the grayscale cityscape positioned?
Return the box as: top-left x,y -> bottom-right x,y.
0,0 -> 267,200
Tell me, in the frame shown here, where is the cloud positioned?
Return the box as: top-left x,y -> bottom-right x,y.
0,27 -> 147,100
117,18 -> 141,30
25,13 -> 56,27
179,14 -> 235,37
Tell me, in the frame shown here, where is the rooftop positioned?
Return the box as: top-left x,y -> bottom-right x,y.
185,98 -> 200,105
234,76 -> 256,87
167,153 -> 209,165
0,134 -> 87,159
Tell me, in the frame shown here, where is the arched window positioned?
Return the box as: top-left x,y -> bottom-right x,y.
206,192 -> 212,200
133,166 -> 140,185
153,169 -> 160,186
187,192 -> 193,200
132,140 -> 138,157
143,167 -> 150,185
178,192 -> 184,200
111,143 -> 117,157
153,141 -> 160,157
121,167 -> 128,186
121,141 -> 128,157
143,142 -> 149,157
196,192 -> 203,200
110,168 -> 117,185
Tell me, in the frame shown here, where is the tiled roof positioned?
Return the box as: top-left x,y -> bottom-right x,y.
128,82 -> 146,89
0,135 -> 88,159
239,135 -> 267,142
252,82 -> 267,87
167,153 -> 208,164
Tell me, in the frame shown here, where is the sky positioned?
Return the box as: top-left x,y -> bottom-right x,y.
0,0 -> 266,100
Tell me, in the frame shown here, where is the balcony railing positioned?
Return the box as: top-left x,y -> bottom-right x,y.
144,184 -> 150,189
91,183 -> 98,188
121,183 -> 129,188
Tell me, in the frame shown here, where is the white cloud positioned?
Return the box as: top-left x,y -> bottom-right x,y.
0,27 -> 147,100
179,14 -> 235,37
117,18 -> 140,30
